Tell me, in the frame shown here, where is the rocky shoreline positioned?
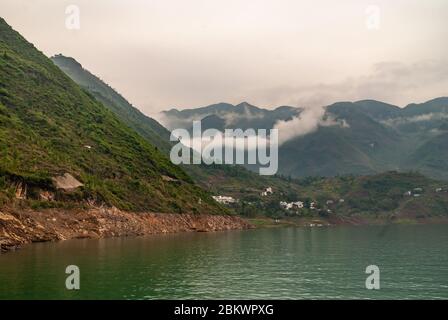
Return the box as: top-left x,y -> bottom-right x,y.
0,206 -> 253,253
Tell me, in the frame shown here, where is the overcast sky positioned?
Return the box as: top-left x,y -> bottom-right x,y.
1,0 -> 447,115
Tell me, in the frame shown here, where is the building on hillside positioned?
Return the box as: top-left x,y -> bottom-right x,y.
212,195 -> 237,205
280,201 -> 304,210
261,187 -> 273,196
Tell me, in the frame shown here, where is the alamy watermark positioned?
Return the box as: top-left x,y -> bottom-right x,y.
65,5 -> 81,30
365,265 -> 380,290
170,121 -> 279,175
65,265 -> 80,290
365,5 -> 381,30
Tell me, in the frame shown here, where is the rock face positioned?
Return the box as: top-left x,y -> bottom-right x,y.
52,173 -> 84,191
0,207 -> 252,252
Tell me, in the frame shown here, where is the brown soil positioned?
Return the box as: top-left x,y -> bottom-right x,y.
0,206 -> 252,252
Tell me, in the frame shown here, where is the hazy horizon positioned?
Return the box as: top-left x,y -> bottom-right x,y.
1,0 -> 447,115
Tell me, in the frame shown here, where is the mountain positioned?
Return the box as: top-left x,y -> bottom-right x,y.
50,54 -> 172,153
279,102 -> 401,177
352,99 -> 401,120
1,16 -> 446,226
403,97 -> 448,116
0,17 -> 223,214
162,101 -> 299,132
161,98 -> 448,180
50,54 -> 285,194
407,132 -> 448,176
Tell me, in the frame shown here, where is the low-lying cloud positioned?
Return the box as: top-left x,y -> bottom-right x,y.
274,106 -> 348,145
381,112 -> 448,126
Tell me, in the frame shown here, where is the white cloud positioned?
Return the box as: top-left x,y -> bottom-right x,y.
273,106 -> 348,145
381,112 -> 448,126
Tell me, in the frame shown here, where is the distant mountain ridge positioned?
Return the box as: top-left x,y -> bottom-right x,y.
48,44 -> 448,181
162,102 -> 300,132
161,97 -> 448,179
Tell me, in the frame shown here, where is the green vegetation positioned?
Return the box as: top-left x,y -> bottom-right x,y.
51,54 -> 172,153
200,169 -> 448,219
4,17 -> 443,222
48,53 -> 448,221
0,17 -> 225,214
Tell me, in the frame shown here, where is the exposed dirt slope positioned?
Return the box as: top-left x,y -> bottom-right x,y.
0,207 -> 252,252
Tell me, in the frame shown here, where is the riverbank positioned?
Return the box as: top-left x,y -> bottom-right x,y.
247,215 -> 448,228
3,206 -> 448,253
0,206 -> 252,252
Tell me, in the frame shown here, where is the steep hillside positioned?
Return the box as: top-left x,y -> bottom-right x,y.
406,132 -> 448,179
0,17 -> 223,214
50,54 -> 172,153
49,54 -> 282,193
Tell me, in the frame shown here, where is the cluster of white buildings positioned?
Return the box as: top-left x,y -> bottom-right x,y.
279,201 -> 318,211
212,195 -> 237,205
280,198 -> 346,213
280,201 -> 304,210
404,187 -> 424,197
404,187 -> 447,198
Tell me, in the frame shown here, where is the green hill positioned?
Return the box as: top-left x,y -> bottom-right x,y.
50,54 -> 172,154
49,54 -> 283,193
0,17 -> 224,214
205,170 -> 448,220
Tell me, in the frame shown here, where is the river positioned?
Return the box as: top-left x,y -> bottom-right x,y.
0,224 -> 447,299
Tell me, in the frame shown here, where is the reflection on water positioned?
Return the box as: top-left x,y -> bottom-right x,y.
0,224 -> 447,299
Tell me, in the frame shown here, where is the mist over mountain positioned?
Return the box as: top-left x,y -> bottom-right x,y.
49,54 -> 267,194
161,98 -> 448,179
160,102 -> 300,132
53,52 -> 448,181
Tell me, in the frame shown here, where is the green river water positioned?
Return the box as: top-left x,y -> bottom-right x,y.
0,224 -> 447,299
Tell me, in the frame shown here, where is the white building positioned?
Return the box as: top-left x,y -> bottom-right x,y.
280,201 -> 304,210
212,195 -> 237,205
261,187 -> 273,196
